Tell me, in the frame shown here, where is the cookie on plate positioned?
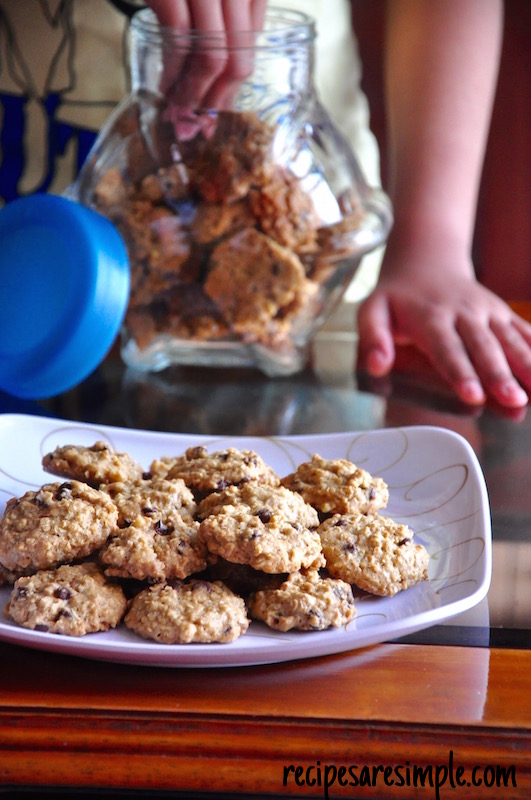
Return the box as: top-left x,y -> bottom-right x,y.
102,476 -> 196,527
281,454 -> 389,516
42,441 -> 145,488
5,562 -> 127,636
198,484 -> 324,575
151,445 -> 280,498
248,569 -> 357,631
0,481 -> 119,573
124,578 -> 250,643
317,513 -> 429,596
99,513 -> 207,582
197,482 -> 320,528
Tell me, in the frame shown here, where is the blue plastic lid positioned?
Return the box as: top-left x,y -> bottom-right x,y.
0,194 -> 130,399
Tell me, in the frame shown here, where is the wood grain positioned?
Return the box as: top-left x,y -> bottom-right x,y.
0,641 -> 529,796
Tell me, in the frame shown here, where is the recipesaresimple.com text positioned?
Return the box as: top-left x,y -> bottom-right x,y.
282,750 -> 517,799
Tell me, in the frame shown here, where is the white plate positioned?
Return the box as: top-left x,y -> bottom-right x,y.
0,413 -> 491,668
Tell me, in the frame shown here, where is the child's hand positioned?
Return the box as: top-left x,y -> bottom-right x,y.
357,244 -> 531,409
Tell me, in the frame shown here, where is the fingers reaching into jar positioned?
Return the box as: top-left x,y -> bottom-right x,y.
146,0 -> 267,136
147,0 -> 267,33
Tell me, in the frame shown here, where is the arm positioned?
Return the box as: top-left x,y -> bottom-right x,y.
357,0 -> 531,407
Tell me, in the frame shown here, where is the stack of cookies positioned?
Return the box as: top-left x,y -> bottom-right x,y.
0,441 -> 429,644
91,110 -> 364,358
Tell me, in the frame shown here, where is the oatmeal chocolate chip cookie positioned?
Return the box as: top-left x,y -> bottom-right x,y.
149,455 -> 183,480
124,578 -> 250,643
281,454 -> 389,516
309,210 -> 367,283
316,210 -> 365,252
197,482 -> 319,530
317,513 -> 429,596
92,166 -> 130,209
0,481 -> 119,573
5,562 -> 127,636
181,110 -> 275,204
248,166 -> 319,254
125,207 -> 197,303
42,441 -> 144,488
128,281 -> 229,348
102,476 -> 196,527
142,162 -> 190,206
198,490 -> 324,575
203,228 -> 309,341
248,569 -> 356,631
153,445 -> 280,498
160,279 -> 230,339
190,199 -> 255,245
99,514 -> 207,582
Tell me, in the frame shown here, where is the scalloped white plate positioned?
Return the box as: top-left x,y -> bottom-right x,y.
0,414 -> 491,667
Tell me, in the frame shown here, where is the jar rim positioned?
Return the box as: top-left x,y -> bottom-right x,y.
130,6 -> 316,49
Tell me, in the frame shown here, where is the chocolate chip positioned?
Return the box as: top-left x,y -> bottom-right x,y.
151,299 -> 170,323
35,624 -> 49,632
187,446 -> 206,460
191,580 -> 211,592
308,610 -> 324,629
333,586 -> 346,599
54,587 -> 72,600
155,520 -> 173,535
55,482 -> 73,501
255,509 -> 271,524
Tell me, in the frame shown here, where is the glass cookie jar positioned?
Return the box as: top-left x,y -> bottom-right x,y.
72,7 -> 392,376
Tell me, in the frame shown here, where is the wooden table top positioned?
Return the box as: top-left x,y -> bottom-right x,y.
0,639 -> 528,797
1,302 -> 530,798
